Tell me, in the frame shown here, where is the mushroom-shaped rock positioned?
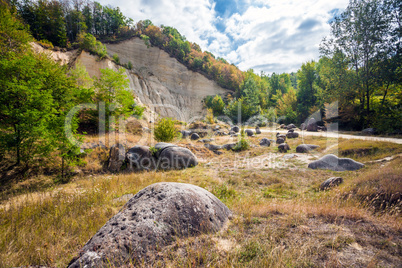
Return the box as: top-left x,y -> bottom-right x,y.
286,132 -> 299,139
307,118 -> 318,132
245,129 -> 254,136
231,126 -> 240,133
308,154 -> 364,171
108,144 -> 125,172
255,127 -> 261,134
68,182 -> 232,268
278,143 -> 290,153
320,177 -> 343,190
260,138 -> 271,147
158,146 -> 198,170
296,144 -> 320,153
126,146 -> 156,171
190,133 -> 200,140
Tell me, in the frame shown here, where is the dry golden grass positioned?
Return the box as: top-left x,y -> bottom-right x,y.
0,130 -> 401,267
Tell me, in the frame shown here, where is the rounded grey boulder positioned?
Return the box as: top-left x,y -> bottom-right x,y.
245,129 -> 254,136
307,118 -> 318,132
286,132 -> 299,139
126,146 -> 156,171
204,143 -> 222,151
276,137 -> 285,144
287,123 -> 296,130
320,177 -> 343,190
222,143 -> 236,150
296,144 -> 320,153
278,143 -> 290,153
190,133 -> 200,140
158,146 -> 198,170
68,182 -> 232,268
231,126 -> 240,133
308,154 -> 364,171
260,138 -> 271,147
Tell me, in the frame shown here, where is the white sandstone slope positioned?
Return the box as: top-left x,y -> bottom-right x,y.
104,38 -> 227,121
32,38 -> 228,121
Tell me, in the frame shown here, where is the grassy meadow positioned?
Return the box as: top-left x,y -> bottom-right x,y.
0,128 -> 401,267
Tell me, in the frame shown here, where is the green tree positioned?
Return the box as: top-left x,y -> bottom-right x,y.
296,61 -> 317,122
211,95 -> 225,115
154,117 -> 178,142
93,68 -> 135,130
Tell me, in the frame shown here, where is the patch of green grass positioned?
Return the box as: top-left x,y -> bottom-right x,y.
262,183 -> 298,199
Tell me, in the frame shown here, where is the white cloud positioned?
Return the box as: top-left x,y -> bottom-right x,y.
97,0 -> 349,73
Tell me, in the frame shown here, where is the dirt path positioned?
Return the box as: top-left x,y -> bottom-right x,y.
260,129 -> 402,144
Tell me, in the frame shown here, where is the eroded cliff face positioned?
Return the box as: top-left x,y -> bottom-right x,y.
33,38 -> 228,121
104,38 -> 228,121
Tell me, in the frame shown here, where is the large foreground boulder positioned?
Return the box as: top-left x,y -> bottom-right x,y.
296,144 -> 320,153
68,182 -> 232,268
308,154 -> 364,171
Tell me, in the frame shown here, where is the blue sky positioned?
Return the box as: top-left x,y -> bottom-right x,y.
99,0 -> 349,74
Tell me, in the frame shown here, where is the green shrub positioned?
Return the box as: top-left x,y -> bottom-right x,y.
127,61 -> 133,70
233,128 -> 250,151
154,117 -> 178,142
38,39 -> 54,49
205,108 -> 215,124
112,53 -> 120,64
77,33 -> 107,59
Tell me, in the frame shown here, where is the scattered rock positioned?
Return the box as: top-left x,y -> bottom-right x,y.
277,133 -> 286,140
317,125 -> 327,131
222,143 -> 236,150
213,125 -> 220,131
245,129 -> 254,136
288,129 -> 294,133
296,144 -> 320,153
362,128 -> 378,135
300,123 -> 306,130
279,124 -> 286,129
180,130 -> 192,138
255,126 -> 261,134
320,177 -> 343,190
191,133 -> 200,140
216,130 -> 228,136
158,145 -> 198,170
260,138 -> 271,147
68,183 -> 232,268
286,132 -> 299,139
307,118 -> 318,132
231,126 -> 240,133
278,143 -> 290,153
231,133 -> 239,137
107,144 -> 125,172
287,124 -> 296,130
308,154 -> 364,171
276,137 -> 285,144
126,146 -> 156,171
204,144 -> 222,151
283,154 -> 297,159
198,138 -> 214,143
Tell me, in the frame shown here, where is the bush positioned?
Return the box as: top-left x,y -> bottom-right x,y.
77,33 -> 107,59
127,61 -> 133,70
205,108 -> 214,124
38,39 -> 54,49
233,128 -> 250,151
112,53 -> 120,64
154,117 -> 178,142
